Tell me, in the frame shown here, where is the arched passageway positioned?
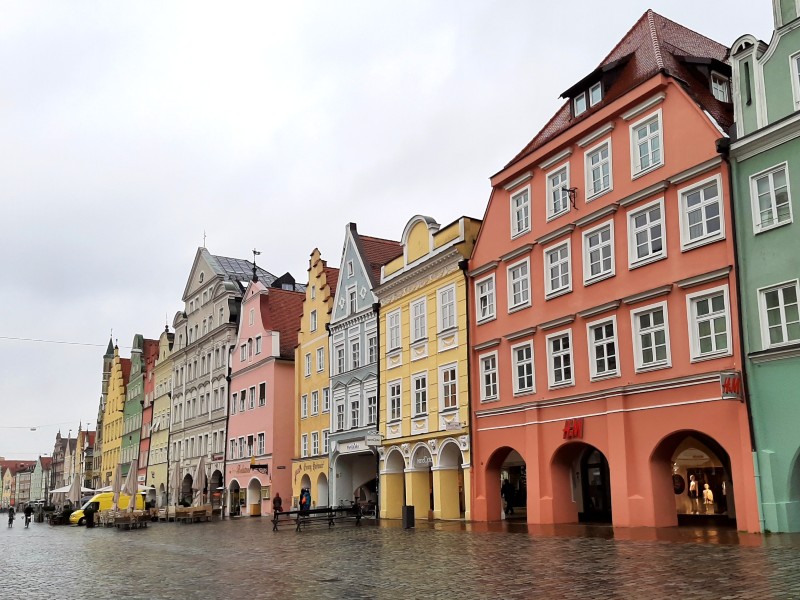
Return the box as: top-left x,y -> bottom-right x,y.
228,480 -> 242,517
485,447 -> 527,521
181,474 -> 193,506
381,449 -> 406,519
317,473 -> 329,508
437,441 -> 466,519
158,483 -> 166,508
550,442 -> 611,524
209,470 -> 223,508
408,445 -> 434,519
247,478 -> 262,516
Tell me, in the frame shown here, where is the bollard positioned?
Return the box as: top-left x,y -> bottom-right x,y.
401,505 -> 415,529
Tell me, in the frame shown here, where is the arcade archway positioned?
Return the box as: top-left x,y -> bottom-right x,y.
437,441 -> 466,519
247,478 -> 262,516
485,446 -> 527,521
181,474 -> 193,506
209,470 -> 223,508
550,442 -> 611,524
381,448 -> 406,519
228,480 -> 242,517
317,473 -> 329,508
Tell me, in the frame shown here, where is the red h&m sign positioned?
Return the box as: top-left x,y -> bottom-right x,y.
720,371 -> 743,400
563,418 -> 584,440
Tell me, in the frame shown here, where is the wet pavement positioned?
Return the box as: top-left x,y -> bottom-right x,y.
3,515 -> 800,599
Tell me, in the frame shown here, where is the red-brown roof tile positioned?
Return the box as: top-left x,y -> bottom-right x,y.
323,266 -> 340,296
358,234 -> 403,284
507,10 -> 730,168
120,358 -> 132,385
260,289 -> 306,359
40,457 -> 53,470
0,460 -> 36,475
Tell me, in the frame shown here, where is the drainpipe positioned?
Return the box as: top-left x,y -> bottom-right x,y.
458,258 -> 473,516
717,136 -> 764,532
372,302 -> 381,522
223,344 -> 234,516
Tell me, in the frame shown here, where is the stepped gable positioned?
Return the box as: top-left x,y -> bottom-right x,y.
259,289 -> 305,359
358,234 -> 403,285
507,9 -> 730,168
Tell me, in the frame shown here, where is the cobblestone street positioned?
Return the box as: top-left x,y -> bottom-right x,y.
3,518 -> 800,599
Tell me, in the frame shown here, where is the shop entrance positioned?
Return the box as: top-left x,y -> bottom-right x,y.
181,474 -> 193,506
650,430 -> 735,528
333,452 -> 376,507
437,441 -> 466,519
228,480 -> 242,516
485,446 -> 527,521
317,473 -> 329,508
247,478 -> 262,516
209,470 -> 223,509
579,448 -> 612,524
550,442 -> 611,524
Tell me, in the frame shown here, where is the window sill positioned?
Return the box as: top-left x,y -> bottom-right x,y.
508,302 -> 531,314
387,419 -> 402,425
586,188 -> 612,203
689,349 -> 732,363
631,162 -> 664,181
548,381 -> 574,390
634,362 -> 671,374
438,326 -> 458,336
754,219 -> 793,235
476,315 -> 497,325
439,407 -> 459,415
629,253 -> 666,271
511,229 -> 531,240
412,413 -> 428,419
589,372 -> 621,382
680,233 -> 724,253
584,272 -> 614,287
480,396 -> 499,404
513,389 -> 536,398
545,288 -> 572,300
547,208 -> 570,223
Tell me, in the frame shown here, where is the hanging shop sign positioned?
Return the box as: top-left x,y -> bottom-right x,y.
720,371 -> 743,400
365,434 -> 383,447
445,421 -> 462,431
562,418 -> 584,440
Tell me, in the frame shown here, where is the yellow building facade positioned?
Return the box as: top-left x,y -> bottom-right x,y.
100,347 -> 130,487
377,215 -> 480,520
292,249 -> 338,508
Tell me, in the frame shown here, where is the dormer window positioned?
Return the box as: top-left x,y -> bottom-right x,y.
574,93 -> 587,116
711,72 -> 730,102
589,82 -> 603,106
573,82 -> 602,117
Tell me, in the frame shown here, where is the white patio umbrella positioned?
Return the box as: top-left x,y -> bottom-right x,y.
111,465 -> 123,512
170,461 -> 182,507
67,477 -> 82,506
122,459 -> 138,512
192,455 -> 207,507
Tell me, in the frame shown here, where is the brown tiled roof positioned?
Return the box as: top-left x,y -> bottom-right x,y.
0,460 -> 36,475
260,289 -> 305,359
40,457 -> 53,470
507,10 -> 730,168
358,234 -> 403,284
323,266 -> 340,296
86,431 -> 96,447
120,358 -> 132,385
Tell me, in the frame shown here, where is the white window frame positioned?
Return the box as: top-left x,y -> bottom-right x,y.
710,71 -> 730,103
439,363 -> 458,411
387,309 -> 402,351
257,432 -> 265,455
367,334 -> 377,364
347,260 -> 354,277
507,257 -> 531,312
311,390 -> 319,415
546,163 -> 571,220
255,335 -> 262,355
335,344 -> 345,374
584,138 -> 613,199
311,431 -> 319,456
686,284 -> 733,362
589,81 -> 602,106
438,284 -> 456,332
791,51 -> 800,109
301,394 -> 308,419
582,219 -> 615,285
510,185 -> 531,238
350,338 -> 360,370
350,393 -> 360,429
630,109 -> 664,177
304,353 -> 311,377
301,434 -> 308,458
757,279 -> 800,349
679,174 -> 725,251
348,287 -> 357,314
574,92 -> 587,116
367,392 -> 377,425
630,300 -> 672,372
475,274 -> 496,323
543,239 -> 572,299
316,347 -> 324,372
322,387 -> 330,413
412,372 -> 428,416
627,197 -> 666,268
310,309 -> 318,332
388,380 -> 402,422
750,163 -> 793,234
586,315 -> 620,381
410,297 -> 428,342
479,351 -> 499,402
546,329 -> 574,389
322,429 -> 330,454
240,344 -> 247,362
511,341 -> 535,395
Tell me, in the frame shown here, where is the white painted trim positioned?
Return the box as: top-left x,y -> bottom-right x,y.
677,173 -> 726,252
538,314 -> 576,331
756,278 -> 800,350
545,328 -> 575,389
543,237 -> 573,299
474,273 -> 497,324
437,362 -> 459,413
478,350 -> 500,403
503,171 -> 533,191
509,184 -> 532,239
685,284 -> 733,362
510,340 -> 536,396
545,161 -> 571,221
506,257 -> 532,313
749,161 -> 794,235
630,300 -> 673,372
387,378 -> 403,422
584,137 -> 614,201
791,51 -> 800,111
575,203 -> 619,228
621,92 -> 666,121
577,122 -> 615,148
667,156 -> 723,186
436,282 -> 457,333
505,326 -> 537,342
468,261 -> 498,278
627,197 -> 666,270
581,218 -> 615,286
536,223 -> 575,245
473,338 -> 501,352
577,300 -> 620,319
409,296 -> 428,344
676,267 -> 732,290
538,148 -> 573,171
629,108 -> 664,179
586,314 -> 621,381
500,244 -> 535,263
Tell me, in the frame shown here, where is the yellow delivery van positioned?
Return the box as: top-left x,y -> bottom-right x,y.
70,492 -> 144,525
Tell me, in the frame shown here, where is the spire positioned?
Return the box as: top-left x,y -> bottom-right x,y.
105,337 -> 114,358
252,248 -> 261,283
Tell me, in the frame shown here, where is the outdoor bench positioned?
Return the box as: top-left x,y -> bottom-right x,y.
272,505 -> 361,532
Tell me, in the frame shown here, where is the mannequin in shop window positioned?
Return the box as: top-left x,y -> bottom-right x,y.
688,474 -> 699,514
703,483 -> 714,514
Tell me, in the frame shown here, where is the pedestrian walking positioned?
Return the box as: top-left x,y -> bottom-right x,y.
23,504 -> 33,528
272,493 -> 283,514
7,506 -> 15,527
501,479 -> 515,516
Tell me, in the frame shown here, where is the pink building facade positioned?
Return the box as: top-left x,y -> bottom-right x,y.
468,11 -> 760,532
225,278 -> 303,517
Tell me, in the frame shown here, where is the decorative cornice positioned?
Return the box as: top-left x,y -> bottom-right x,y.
473,338 -> 501,352
675,267 -> 732,290
621,92 -> 666,121
538,315 -> 576,331
503,171 -> 533,191
377,248 -> 461,304
329,310 -> 376,334
574,203 -> 619,228
617,181 -> 669,208
500,244 -> 535,263
577,300 -> 621,319
577,123 -> 615,148
668,156 -> 723,186
468,261 -> 498,278
622,284 -> 673,305
730,112 -> 800,162
536,224 -> 575,246
505,327 -> 536,342
538,148 -> 573,171
749,343 -> 800,364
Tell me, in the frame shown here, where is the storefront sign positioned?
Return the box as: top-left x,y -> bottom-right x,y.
340,440 -> 368,454
211,453 -> 224,462
445,421 -> 462,431
365,434 -> 382,447
414,455 -> 433,468
562,418 -> 584,440
720,371 -> 743,400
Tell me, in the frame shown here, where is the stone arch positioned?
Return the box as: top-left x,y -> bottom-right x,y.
246,478 -> 262,516
550,441 -> 611,524
485,446 -> 527,521
228,478 -> 242,516
181,473 -> 193,505
317,472 -> 329,508
437,439 -> 463,469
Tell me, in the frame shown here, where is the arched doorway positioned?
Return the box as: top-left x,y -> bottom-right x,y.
146,487 -> 157,508
409,445 -> 434,519
209,470 -> 223,509
651,430 -> 735,527
550,442 -> 611,524
229,480 -> 241,517
381,448 -> 406,519
158,483 -> 166,508
437,441 -> 465,519
317,473 -> 329,508
485,446 -> 527,521
247,478 -> 262,517
181,474 -> 193,506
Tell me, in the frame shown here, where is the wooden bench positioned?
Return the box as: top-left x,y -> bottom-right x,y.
272,506 -> 361,532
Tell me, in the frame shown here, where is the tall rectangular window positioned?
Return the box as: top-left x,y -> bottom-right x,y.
549,331 -> 576,386
255,336 -> 262,355
480,353 -> 498,401
350,339 -> 361,369
545,241 -> 571,297
322,387 -> 330,413
476,276 -> 496,322
711,73 -> 729,102
348,289 -> 357,314
389,381 -> 401,421
583,222 -> 614,283
411,299 -> 427,342
388,310 -> 401,350
311,390 -> 319,415
248,386 -> 255,409
316,347 -> 324,372
336,344 -> 345,374
751,165 -> 791,233
628,198 -> 665,266
680,177 -> 723,249
311,432 -> 319,456
240,344 -> 247,362
412,374 -> 427,415
322,429 -> 330,454
507,259 -> 531,310
440,365 -> 457,410
512,343 -> 535,394
547,165 -> 570,219
301,394 -> 308,419
239,389 -> 246,412
367,335 -> 377,364
438,285 -> 456,331
688,286 -> 731,360
631,112 -> 662,175
259,382 -> 266,406
304,353 -> 311,376
336,400 -> 345,431
632,303 -> 671,371
301,434 -> 308,458
257,433 -> 265,455
511,187 -> 531,237
310,309 -> 318,332
759,282 -> 800,347
585,140 -> 612,198
588,318 -> 619,379
367,393 -> 377,425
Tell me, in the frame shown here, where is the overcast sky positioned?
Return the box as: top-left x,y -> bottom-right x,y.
0,1 -> 773,461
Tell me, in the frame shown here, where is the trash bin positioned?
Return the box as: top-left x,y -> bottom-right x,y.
401,505 -> 415,529
85,508 -> 95,528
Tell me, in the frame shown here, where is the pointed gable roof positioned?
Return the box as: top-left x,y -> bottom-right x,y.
120,357 -> 132,385
355,233 -> 403,287
0,460 -> 36,475
259,289 -> 305,359
183,247 -> 278,300
507,9 -> 730,168
39,457 -> 53,470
